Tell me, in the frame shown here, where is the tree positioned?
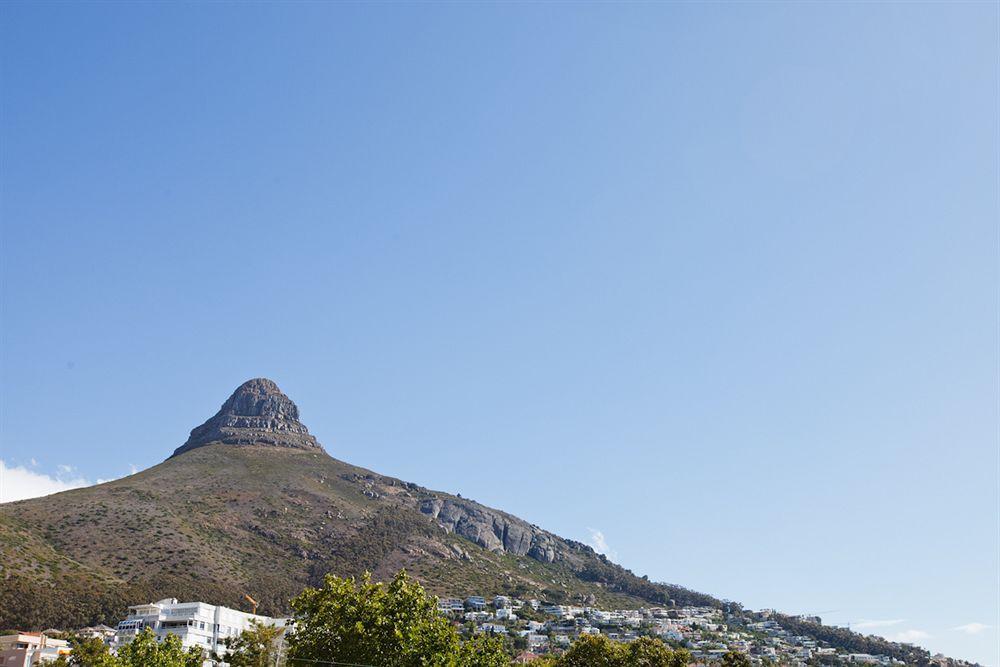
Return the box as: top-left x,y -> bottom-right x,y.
556,634 -> 624,667
226,620 -> 284,667
624,637 -> 689,667
457,634 -> 510,667
515,605 -> 542,623
669,647 -> 691,666
556,634 -> 688,667
116,628 -> 203,667
54,630 -> 202,667
721,650 -> 751,667
67,636 -> 118,667
286,570 -> 508,667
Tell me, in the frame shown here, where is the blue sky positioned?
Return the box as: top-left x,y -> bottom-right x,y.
1,2 -> 996,664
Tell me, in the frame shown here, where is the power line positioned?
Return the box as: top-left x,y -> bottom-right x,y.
282,658 -> 378,667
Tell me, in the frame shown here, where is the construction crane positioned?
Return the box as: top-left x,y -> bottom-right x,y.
243,593 -> 259,615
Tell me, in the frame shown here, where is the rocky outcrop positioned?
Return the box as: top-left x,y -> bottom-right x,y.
171,378 -> 322,457
419,497 -> 559,563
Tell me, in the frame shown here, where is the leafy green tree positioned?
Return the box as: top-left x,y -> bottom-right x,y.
515,605 -> 542,623
287,570 -> 508,667
670,647 -> 691,666
225,620 -> 284,667
625,636 -> 672,666
624,637 -> 689,667
523,656 -> 558,666
457,633 -> 509,667
721,650 -> 751,667
556,634 -> 687,667
116,628 -> 202,667
556,634 -> 624,667
67,636 -> 119,666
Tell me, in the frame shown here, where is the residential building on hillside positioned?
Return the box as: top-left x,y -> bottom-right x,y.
549,606 -> 574,618
0,632 -> 70,666
479,624 -> 508,635
437,598 -> 465,613
114,598 -> 285,663
76,625 -> 117,643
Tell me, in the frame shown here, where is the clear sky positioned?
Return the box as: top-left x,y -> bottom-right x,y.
1,2 -> 997,664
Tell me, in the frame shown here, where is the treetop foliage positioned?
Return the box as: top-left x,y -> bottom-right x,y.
285,570 -> 508,667
51,628 -> 201,667
225,620 -> 285,667
553,634 -> 689,667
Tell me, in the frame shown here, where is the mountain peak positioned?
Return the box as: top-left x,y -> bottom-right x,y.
171,378 -> 322,457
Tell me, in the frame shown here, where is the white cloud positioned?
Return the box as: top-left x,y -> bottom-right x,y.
953,623 -> 991,635
851,620 -> 929,646
587,527 -> 617,560
888,629 -> 929,643
0,460 -> 93,503
853,619 -> 906,630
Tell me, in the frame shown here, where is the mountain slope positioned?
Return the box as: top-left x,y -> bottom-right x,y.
0,379 -> 941,665
0,379 -> 715,629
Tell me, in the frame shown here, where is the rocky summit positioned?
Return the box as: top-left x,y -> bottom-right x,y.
171,378 -> 321,457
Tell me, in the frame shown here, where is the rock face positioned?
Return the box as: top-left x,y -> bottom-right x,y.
419,497 -> 559,563
170,380 -> 562,563
171,378 -> 322,457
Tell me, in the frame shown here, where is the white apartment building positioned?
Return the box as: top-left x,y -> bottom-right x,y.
115,598 -> 286,664
541,604 -> 571,618
479,624 -> 508,635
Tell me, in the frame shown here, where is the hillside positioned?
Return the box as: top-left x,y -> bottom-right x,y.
0,379 -> 946,664
0,379 -> 715,630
